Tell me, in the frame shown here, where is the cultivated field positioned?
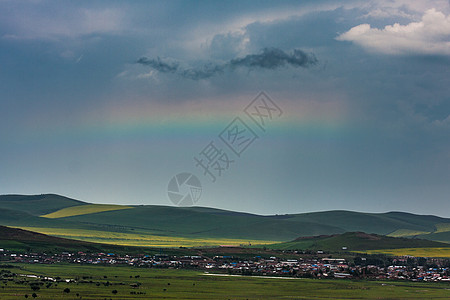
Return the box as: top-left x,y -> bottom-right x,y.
40,204 -> 134,219
14,226 -> 276,248
360,247 -> 450,258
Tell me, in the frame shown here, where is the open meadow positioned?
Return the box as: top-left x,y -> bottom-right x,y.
13,226 -> 276,248
358,247 -> 450,258
0,263 -> 449,299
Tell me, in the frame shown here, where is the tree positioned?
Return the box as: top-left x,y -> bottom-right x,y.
112,289 -> 118,294
32,293 -> 37,298
63,288 -> 70,293
30,285 -> 40,292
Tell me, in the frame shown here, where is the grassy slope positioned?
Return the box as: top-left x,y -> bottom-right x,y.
58,206 -> 345,241
0,194 -> 85,215
416,231 -> 450,243
15,226 -> 277,248
0,208 -> 76,228
435,223 -> 450,233
0,207 -> 135,233
286,211 -> 447,235
0,225 -> 133,253
268,232 -> 448,251
41,204 -> 134,218
362,247 -> 450,258
0,225 -> 193,255
388,229 -> 431,237
61,207 -> 450,242
2,194 -> 450,244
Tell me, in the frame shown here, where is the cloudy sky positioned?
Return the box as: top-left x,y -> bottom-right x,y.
0,0 -> 449,216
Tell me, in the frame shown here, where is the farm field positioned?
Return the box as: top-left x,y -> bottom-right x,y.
359,247 -> 450,258
388,229 -> 431,237
13,226 -> 276,248
1,263 -> 449,299
436,223 -> 450,233
40,204 -> 134,219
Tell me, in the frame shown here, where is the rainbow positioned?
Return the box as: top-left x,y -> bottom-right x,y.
19,96 -> 356,146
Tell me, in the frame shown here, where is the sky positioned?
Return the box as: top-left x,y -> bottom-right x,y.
0,0 -> 449,216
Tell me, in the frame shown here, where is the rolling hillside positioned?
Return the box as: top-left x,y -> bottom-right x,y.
0,194 -> 85,215
1,194 -> 450,246
41,204 -> 134,218
0,225 -> 157,254
57,206 -> 450,243
268,232 -> 448,252
57,205 -> 346,241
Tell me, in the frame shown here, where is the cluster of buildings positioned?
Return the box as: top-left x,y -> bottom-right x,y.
203,255 -> 450,282
1,248 -> 449,282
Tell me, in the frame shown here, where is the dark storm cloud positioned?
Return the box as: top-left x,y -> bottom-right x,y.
180,63 -> 225,80
137,48 -> 318,79
136,57 -> 179,73
230,48 -> 317,69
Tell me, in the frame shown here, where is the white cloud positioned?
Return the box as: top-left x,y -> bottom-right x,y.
184,2 -> 362,58
2,7 -> 125,40
359,0 -> 449,19
432,114 -> 450,127
337,9 -> 450,55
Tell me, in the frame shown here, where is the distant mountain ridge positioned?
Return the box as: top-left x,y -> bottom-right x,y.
1,194 -> 450,244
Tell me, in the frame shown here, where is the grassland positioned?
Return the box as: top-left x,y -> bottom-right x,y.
41,204 -> 134,219
435,223 -> 450,233
1,263 -> 449,299
3,194 -> 450,243
358,247 -> 450,258
267,232 -> 447,253
388,229 -> 431,237
0,225 -> 185,255
0,194 -> 84,215
14,226 -> 276,248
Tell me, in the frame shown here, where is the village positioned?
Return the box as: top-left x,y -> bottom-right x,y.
1,248 -> 449,283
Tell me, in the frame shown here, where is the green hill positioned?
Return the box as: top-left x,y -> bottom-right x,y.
57,205 -> 345,241
59,206 -> 450,242
286,211 -> 446,235
0,225 -> 156,254
0,194 -> 85,216
41,204 -> 134,218
1,194 -> 450,245
416,231 -> 450,243
268,232 -> 448,252
0,226 -> 197,256
0,206 -> 127,232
